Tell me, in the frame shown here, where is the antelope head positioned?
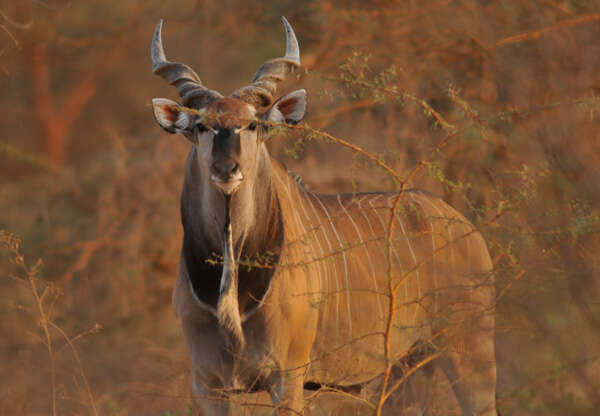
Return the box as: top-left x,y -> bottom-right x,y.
151,17 -> 306,196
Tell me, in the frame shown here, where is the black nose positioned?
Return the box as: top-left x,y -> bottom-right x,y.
212,160 -> 239,178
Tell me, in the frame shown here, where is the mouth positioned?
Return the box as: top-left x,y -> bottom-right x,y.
211,173 -> 243,195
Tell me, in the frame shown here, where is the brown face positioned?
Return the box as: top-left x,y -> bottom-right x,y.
195,98 -> 259,195
151,17 -> 305,196
152,91 -> 307,195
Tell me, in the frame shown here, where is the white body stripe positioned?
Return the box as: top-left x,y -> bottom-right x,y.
313,193 -> 353,339
408,193 -> 438,293
340,195 -> 385,319
306,191 -> 341,345
388,195 -> 421,324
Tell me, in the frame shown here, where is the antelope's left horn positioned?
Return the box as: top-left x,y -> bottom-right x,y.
231,16 -> 301,109
152,19 -> 223,107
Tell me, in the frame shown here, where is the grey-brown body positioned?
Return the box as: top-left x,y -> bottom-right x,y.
174,156 -> 496,415
150,17 -> 497,415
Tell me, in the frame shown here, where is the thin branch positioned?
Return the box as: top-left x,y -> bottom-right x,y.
313,98 -> 375,129
0,22 -> 18,46
49,322 -> 99,416
496,12 -> 600,48
0,9 -> 32,30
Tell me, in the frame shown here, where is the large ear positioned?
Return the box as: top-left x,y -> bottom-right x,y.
152,98 -> 195,134
264,89 -> 306,124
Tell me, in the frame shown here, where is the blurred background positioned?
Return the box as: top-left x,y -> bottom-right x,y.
1,0 -> 599,414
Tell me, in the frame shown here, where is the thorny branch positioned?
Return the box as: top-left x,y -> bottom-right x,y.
495,12 -> 600,48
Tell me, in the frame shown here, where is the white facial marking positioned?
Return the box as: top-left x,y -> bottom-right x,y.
210,171 -> 244,195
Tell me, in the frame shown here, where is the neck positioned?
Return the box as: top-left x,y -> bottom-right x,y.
181,144 -> 283,312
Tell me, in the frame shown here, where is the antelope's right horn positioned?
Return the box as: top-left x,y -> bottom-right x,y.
231,16 -> 301,109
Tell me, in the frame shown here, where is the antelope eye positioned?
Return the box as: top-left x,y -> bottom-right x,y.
247,122 -> 257,131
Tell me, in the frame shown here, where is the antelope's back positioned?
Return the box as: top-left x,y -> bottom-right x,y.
279,184 -> 494,385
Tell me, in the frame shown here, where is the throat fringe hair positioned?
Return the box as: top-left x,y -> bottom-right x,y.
217,196 -> 245,347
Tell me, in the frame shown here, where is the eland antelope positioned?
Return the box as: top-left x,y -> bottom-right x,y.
151,17 -> 497,416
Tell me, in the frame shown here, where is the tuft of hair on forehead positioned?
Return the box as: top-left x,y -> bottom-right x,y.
200,97 -> 257,127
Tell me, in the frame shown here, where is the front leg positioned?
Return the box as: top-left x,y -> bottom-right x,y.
270,368 -> 306,415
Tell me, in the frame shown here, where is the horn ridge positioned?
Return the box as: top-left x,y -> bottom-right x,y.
151,20 -> 222,107
231,16 -> 301,108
